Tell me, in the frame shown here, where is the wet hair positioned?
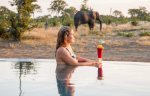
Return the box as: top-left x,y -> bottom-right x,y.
55,26 -> 72,56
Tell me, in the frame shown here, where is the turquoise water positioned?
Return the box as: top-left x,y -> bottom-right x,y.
0,59 -> 150,96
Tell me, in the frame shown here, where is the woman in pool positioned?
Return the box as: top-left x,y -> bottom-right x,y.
55,26 -> 102,67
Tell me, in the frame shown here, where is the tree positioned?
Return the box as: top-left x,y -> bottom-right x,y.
113,10 -> 123,18
0,0 -> 39,40
0,6 -> 16,38
80,0 -> 93,11
47,0 -> 68,16
128,9 -> 139,18
63,6 -> 77,18
128,7 -> 149,20
31,4 -> 42,20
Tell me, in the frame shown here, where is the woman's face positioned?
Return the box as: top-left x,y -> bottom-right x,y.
67,29 -> 75,44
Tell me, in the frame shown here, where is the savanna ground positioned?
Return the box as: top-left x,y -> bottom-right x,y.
0,21 -> 150,62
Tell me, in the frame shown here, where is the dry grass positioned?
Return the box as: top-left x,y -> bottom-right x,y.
136,40 -> 150,46
24,27 -> 59,40
22,27 -> 60,47
14,21 -> 150,48
104,40 -> 124,46
138,36 -> 150,41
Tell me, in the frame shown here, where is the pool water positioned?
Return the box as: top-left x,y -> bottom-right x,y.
0,59 -> 150,96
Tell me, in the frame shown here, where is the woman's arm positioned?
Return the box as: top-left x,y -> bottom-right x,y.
57,48 -> 101,67
76,56 -> 92,62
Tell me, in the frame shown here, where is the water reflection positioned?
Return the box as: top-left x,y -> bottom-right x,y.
11,62 -> 38,96
11,62 -> 38,75
97,67 -> 103,80
56,65 -> 78,96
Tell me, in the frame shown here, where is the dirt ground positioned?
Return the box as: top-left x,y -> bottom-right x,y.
0,35 -> 150,63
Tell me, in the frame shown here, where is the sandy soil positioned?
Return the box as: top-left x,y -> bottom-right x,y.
0,35 -> 150,63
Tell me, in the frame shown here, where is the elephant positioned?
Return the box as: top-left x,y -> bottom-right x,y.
74,11 -> 102,31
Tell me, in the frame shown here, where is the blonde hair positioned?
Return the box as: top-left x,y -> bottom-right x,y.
55,26 -> 72,56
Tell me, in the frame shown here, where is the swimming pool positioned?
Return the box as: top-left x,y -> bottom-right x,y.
0,59 -> 150,96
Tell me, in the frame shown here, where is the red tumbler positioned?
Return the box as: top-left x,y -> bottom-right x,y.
97,48 -> 103,58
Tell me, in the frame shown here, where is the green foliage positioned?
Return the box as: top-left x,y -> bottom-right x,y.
49,17 -> 59,27
80,0 -> 93,11
128,7 -> 149,21
125,32 -> 134,37
131,18 -> 139,26
0,6 -> 15,39
117,32 -> 134,37
108,18 -> 113,25
48,0 -> 68,16
102,18 -> 113,25
0,0 -> 39,40
119,17 -> 128,24
117,31 -> 126,36
62,17 -> 74,26
63,7 -> 77,18
113,10 -> 123,18
139,30 -> 150,36
0,33 -> 10,40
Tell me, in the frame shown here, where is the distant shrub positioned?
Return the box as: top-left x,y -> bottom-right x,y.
102,18 -> 108,25
49,17 -> 59,27
131,18 -> 139,26
108,18 -> 113,25
125,32 -> 134,37
117,32 -> 134,37
139,30 -> 150,36
117,31 -> 126,36
102,18 -> 113,25
114,20 -> 120,26
120,18 -> 128,24
62,17 -> 74,26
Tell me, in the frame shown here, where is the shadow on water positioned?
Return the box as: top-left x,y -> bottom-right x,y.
11,61 -> 39,96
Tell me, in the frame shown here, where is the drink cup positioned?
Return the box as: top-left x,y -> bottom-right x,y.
97,48 -> 103,58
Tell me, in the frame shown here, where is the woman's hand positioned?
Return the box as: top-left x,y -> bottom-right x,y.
94,58 -> 102,68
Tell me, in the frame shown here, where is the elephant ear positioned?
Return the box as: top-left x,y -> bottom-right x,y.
92,11 -> 97,20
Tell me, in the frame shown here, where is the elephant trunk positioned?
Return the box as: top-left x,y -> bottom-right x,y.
99,19 -> 102,31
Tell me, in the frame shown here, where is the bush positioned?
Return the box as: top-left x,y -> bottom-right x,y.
139,30 -> 150,36
62,17 -> 74,26
131,18 -> 139,26
108,18 -> 113,25
117,31 -> 126,36
125,32 -> 134,37
0,32 -> 10,40
49,17 -> 59,27
117,32 -> 134,37
120,17 -> 128,24
114,20 -> 120,26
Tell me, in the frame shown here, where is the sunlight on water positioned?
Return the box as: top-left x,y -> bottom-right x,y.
0,59 -> 150,96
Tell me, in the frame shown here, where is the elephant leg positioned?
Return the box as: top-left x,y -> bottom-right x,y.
88,24 -> 92,31
75,25 -> 78,31
88,23 -> 94,31
88,20 -> 95,31
91,20 -> 95,31
74,21 -> 81,31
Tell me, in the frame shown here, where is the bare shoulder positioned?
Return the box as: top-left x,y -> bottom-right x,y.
57,47 -> 66,53
56,47 -> 69,56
